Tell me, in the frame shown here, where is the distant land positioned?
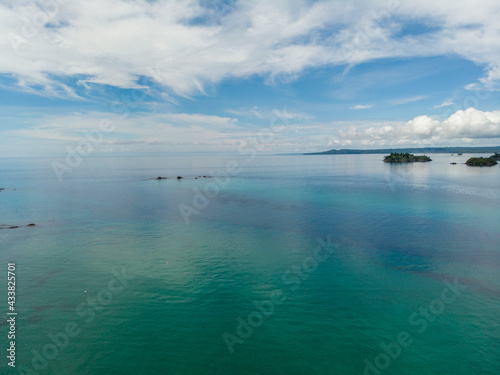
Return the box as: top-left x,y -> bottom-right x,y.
304,146 -> 500,155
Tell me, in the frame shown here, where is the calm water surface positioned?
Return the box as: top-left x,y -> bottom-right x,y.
0,154 -> 499,374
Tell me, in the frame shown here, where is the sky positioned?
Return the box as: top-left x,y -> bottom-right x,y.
1,0 -> 500,156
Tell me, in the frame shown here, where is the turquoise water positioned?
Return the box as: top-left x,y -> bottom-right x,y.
1,154 -> 499,374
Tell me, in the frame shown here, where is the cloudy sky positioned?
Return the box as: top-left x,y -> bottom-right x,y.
1,0 -> 500,156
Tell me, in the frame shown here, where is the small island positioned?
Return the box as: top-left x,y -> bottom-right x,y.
490,152 -> 500,160
465,157 -> 498,166
383,152 -> 432,163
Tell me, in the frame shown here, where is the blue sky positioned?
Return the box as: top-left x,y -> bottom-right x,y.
1,0 -> 500,156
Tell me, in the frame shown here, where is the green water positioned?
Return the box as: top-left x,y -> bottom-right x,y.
0,154 -> 499,374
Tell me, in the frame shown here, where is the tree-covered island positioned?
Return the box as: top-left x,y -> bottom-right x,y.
465,157 -> 498,166
383,152 -> 432,163
490,152 -> 500,160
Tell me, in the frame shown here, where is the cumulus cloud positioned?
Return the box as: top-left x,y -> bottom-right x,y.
335,108 -> 500,144
1,0 -> 500,97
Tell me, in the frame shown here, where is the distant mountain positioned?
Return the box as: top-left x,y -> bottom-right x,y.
304,146 -> 500,155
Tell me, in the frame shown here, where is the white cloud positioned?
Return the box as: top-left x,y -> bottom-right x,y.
481,65 -> 500,86
466,64 -> 500,91
434,98 -> 454,108
1,0 -> 500,97
225,107 -> 309,121
1,111 -> 240,150
351,104 -> 374,110
225,107 -> 264,119
335,108 -> 500,144
392,95 -> 428,105
3,107 -> 499,157
271,108 -> 310,120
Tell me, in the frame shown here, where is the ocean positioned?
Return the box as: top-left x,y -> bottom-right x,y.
1,154 -> 499,375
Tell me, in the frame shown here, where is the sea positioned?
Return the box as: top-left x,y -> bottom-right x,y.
0,153 -> 499,375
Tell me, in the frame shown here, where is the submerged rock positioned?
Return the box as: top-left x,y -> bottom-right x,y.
0,223 -> 36,230
151,175 -> 212,180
